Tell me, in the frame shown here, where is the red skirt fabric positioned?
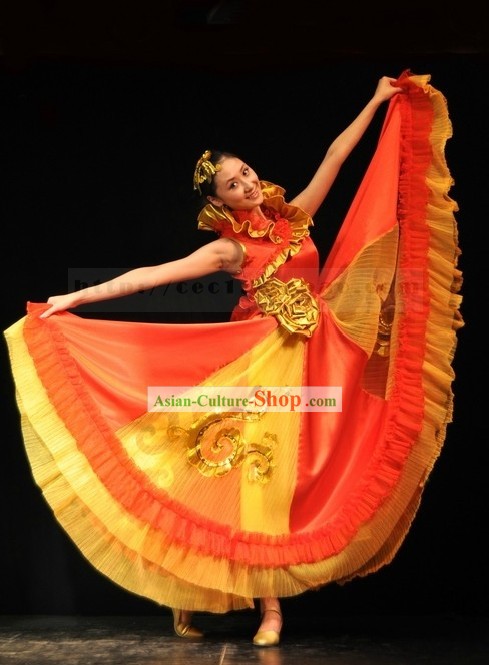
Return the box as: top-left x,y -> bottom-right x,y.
4,72 -> 463,612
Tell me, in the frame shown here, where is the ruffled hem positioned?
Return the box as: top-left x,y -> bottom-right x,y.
334,70 -> 463,583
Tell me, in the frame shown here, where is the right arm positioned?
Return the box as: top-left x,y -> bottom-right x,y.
40,237 -> 243,318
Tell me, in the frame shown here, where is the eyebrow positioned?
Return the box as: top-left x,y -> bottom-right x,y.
222,162 -> 246,185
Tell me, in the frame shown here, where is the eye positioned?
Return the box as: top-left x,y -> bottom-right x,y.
242,166 -> 250,175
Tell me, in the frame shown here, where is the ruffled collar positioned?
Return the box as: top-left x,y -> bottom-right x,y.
197,181 -> 314,288
197,181 -> 313,244
228,207 -> 291,245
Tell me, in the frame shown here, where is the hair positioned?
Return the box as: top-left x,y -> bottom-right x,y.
196,149 -> 239,203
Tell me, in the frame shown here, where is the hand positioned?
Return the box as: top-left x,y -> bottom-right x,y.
373,76 -> 404,103
39,293 -> 79,319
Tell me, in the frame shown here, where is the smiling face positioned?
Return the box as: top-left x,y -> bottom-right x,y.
209,157 -> 264,211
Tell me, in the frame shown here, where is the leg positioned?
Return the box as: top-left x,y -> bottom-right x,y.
253,597 -> 283,646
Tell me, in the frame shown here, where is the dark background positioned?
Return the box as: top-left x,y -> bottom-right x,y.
1,1 -> 487,618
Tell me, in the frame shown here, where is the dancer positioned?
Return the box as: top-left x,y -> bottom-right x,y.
4,71 -> 463,646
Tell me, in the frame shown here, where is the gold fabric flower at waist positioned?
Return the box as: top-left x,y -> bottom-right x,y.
253,276 -> 319,337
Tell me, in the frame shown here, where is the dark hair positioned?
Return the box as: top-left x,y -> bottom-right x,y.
196,149 -> 239,202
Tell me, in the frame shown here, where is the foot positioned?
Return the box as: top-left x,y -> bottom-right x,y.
171,608 -> 204,639
253,607 -> 283,647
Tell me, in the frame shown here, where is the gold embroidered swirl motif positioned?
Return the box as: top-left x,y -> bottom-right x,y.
374,303 -> 395,357
254,276 -> 320,337
167,412 -> 276,483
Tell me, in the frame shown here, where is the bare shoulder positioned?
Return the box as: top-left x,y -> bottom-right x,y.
212,237 -> 244,274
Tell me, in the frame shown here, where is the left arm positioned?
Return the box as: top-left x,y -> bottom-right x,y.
290,76 -> 403,217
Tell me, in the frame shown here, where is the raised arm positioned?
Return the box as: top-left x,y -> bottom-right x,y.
39,237 -> 243,318
290,76 -> 403,217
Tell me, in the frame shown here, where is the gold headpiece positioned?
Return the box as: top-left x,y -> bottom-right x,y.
193,150 -> 222,194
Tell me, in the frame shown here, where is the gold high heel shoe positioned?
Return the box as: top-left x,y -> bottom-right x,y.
171,608 -> 204,639
252,608 -> 282,647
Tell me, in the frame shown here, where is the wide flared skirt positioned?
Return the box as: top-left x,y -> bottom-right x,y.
4,72 -> 463,612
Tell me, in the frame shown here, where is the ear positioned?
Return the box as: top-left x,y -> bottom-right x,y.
207,195 -> 224,207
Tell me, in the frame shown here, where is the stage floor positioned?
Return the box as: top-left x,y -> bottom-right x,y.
0,613 -> 488,664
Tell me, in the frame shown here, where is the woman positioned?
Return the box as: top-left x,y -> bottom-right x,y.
4,71 -> 463,646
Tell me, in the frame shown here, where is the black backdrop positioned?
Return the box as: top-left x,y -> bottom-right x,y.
1,2 -> 487,617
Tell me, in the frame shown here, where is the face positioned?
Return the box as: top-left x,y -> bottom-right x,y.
209,157 -> 264,210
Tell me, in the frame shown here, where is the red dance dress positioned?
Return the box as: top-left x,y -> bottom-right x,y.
4,72 -> 463,612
